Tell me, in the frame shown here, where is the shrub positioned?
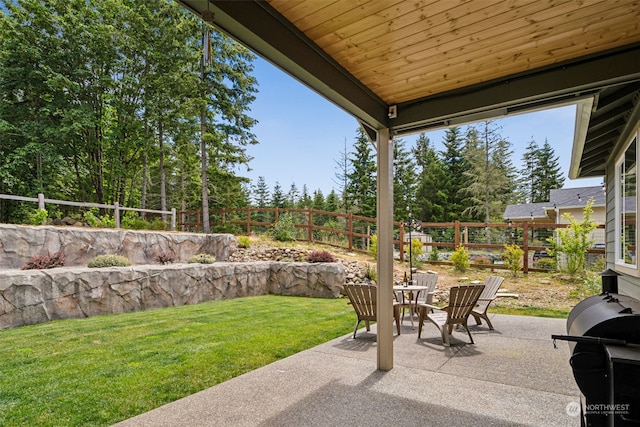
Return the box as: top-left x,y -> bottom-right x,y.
188,253 -> 216,264
365,263 -> 377,281
428,246 -> 440,262
28,209 -> 49,225
83,209 -> 115,228
21,250 -> 65,270
156,251 -> 175,265
502,244 -> 524,277
569,270 -> 601,299
410,238 -> 424,269
271,213 -> 297,241
546,199 -> 597,275
450,245 -> 470,272
88,255 -> 132,268
306,250 -> 337,263
369,234 -> 377,259
535,257 -> 557,271
237,235 -> 251,248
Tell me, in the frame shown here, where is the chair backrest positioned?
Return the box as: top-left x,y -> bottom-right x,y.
414,273 -> 438,304
343,284 -> 377,319
446,284 -> 485,322
474,276 -> 504,311
480,276 -> 505,299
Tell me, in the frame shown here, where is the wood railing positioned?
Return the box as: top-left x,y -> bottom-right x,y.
178,207 -> 606,274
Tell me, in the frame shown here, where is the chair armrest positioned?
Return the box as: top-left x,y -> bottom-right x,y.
418,303 -> 445,312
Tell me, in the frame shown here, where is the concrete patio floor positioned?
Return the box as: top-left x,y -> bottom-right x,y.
114,313 -> 580,427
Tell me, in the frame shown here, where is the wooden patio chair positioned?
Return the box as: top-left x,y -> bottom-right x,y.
417,284 -> 485,346
470,276 -> 505,330
413,272 -> 438,311
344,284 -> 401,338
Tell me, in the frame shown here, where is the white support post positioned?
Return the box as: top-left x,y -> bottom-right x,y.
376,127 -> 394,371
171,208 -> 176,231
38,193 -> 45,210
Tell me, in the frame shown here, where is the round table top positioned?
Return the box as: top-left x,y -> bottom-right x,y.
392,285 -> 429,291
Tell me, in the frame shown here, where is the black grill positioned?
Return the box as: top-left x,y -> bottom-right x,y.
554,292 -> 640,426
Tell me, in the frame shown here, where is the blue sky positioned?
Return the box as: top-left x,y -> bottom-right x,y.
242,57 -> 602,196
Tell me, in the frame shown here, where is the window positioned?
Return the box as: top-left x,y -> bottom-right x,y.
616,133 -> 637,268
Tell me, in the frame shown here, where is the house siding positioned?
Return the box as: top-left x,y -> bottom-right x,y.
605,120 -> 640,300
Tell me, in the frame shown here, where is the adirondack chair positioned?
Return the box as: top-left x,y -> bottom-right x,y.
344,284 -> 401,338
417,284 -> 485,346
470,276 -> 505,330
413,272 -> 438,310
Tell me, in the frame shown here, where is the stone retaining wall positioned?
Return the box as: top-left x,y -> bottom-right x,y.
0,261 -> 345,329
0,224 -> 237,269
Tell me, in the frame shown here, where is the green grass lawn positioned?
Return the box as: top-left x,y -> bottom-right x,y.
0,295 -> 354,427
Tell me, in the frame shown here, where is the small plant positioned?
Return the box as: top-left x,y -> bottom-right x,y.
306,250 -> 337,263
156,251 -> 175,265
502,244 -> 524,277
365,263 -> 377,281
410,238 -> 424,269
546,199 -> 597,275
28,209 -> 49,225
271,213 -> 297,242
569,271 -> 602,299
369,234 -> 377,259
237,235 -> 251,248
88,255 -> 132,268
83,209 -> 115,228
450,245 -> 470,272
188,253 -> 216,264
21,250 -> 65,270
429,246 -> 440,262
535,257 -> 557,271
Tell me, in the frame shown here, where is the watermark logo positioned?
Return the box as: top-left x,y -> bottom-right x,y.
566,401 -> 580,417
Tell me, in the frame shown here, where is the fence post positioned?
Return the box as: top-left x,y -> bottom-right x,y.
348,213 -> 353,252
308,208 -> 313,243
454,220 -> 460,248
114,202 -> 120,228
38,193 -> 45,210
247,207 -> 251,235
171,208 -> 176,231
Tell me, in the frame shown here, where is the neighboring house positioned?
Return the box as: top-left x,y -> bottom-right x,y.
504,186 -> 606,225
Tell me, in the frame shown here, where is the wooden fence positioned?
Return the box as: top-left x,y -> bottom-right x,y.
178,207 -> 606,274
0,193 -> 177,230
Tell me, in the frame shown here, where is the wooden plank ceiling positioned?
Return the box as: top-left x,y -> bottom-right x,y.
270,0 -> 640,105
177,0 -> 640,177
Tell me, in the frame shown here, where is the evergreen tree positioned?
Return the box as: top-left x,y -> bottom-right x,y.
440,127 -> 470,221
298,185 -> 313,208
413,133 -> 447,221
253,176 -> 270,207
271,182 -> 286,208
286,183 -> 299,208
345,128 -> 377,218
325,190 -> 340,212
393,138 -> 418,222
463,121 -> 518,227
520,138 -> 565,202
536,139 -> 565,201
520,138 -> 540,203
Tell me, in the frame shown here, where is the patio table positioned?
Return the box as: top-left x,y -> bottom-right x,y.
393,284 -> 430,329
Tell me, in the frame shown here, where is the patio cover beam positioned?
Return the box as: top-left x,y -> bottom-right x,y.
389,45 -> 640,136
